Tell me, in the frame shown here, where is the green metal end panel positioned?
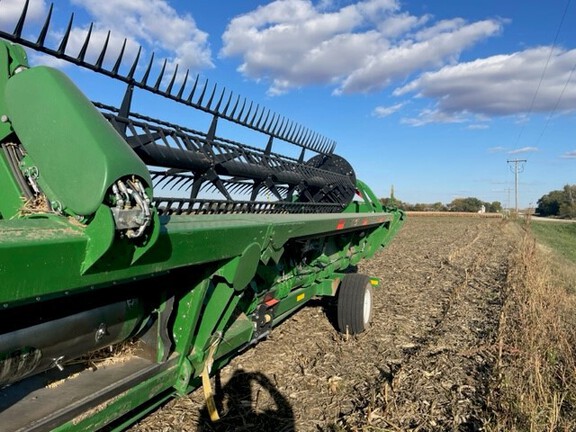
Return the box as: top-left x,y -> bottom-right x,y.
4,66 -> 151,216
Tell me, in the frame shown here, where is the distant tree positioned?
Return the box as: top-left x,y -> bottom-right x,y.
559,202 -> 576,219
412,203 -> 427,211
487,201 -> 502,213
536,191 -> 561,216
380,197 -> 407,210
559,185 -> 576,218
430,202 -> 447,211
380,197 -> 394,207
535,185 -> 576,218
449,197 -> 484,212
379,197 -> 494,213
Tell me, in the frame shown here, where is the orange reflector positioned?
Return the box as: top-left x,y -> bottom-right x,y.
264,298 -> 279,307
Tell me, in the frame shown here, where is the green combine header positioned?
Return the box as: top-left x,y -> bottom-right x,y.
0,2 -> 405,430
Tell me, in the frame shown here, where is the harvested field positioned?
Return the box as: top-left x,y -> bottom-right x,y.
130,216 -> 574,431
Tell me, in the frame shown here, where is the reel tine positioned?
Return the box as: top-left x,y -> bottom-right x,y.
77,22 -> 93,62
271,116 -> 284,136
94,30 -> 111,69
286,122 -> 299,144
231,97 -> 245,120
112,38 -> 127,75
175,177 -> 193,192
205,82 -> 218,110
57,13 -> 74,55
242,101 -> 254,124
13,0 -> 29,38
213,87 -> 226,112
186,74 -> 200,103
268,113 -> 280,135
301,129 -> 311,148
126,46 -> 142,81
221,91 -> 234,116
36,3 -> 54,46
195,79 -> 209,106
248,104 -> 260,126
280,119 -> 291,137
140,52 -> 155,86
258,109 -> 270,131
165,63 -> 178,94
290,125 -> 305,141
295,126 -> 306,143
322,137 -> 331,154
176,69 -> 189,99
311,135 -> 322,153
153,59 -> 167,91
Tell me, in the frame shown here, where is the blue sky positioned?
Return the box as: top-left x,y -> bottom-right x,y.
1,0 -> 575,209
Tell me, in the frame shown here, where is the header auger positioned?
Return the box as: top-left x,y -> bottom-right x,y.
0,2 -> 405,431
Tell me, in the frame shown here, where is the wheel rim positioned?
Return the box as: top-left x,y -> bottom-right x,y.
363,286 -> 372,325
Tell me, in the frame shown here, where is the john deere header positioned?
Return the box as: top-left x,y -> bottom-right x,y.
0,2 -> 405,430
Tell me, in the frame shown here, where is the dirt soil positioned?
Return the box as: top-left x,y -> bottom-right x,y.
131,216 -> 515,432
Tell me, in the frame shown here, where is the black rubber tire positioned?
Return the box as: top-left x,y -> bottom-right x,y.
336,274 -> 373,335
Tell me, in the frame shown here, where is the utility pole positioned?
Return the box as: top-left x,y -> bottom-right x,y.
507,159 -> 527,214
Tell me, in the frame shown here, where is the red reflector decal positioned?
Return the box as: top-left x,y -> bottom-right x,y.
336,220 -> 345,230
265,298 -> 279,307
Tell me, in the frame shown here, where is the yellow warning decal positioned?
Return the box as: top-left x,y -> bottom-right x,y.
370,278 -> 379,286
296,293 -> 305,301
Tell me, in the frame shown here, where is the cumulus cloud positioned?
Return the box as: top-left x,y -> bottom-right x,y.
395,47 -> 576,116
70,0 -> 212,71
3,0 -> 214,76
0,0 -> 47,29
221,0 -> 502,95
42,26 -> 143,71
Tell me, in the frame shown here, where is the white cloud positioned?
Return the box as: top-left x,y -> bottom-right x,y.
221,0 -> 501,95
68,0 -> 212,73
488,146 -> 506,153
508,147 -> 538,154
561,150 -> 576,159
372,102 -> 405,117
0,0 -> 47,29
467,123 -> 489,130
51,26 -> 142,70
395,47 -> 576,116
400,108 -> 467,126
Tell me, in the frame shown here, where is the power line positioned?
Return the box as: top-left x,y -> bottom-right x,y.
512,0 -> 572,148
534,58 -> 576,147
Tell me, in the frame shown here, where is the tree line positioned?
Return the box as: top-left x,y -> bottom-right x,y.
380,196 -> 502,213
379,184 -> 576,219
535,184 -> 576,219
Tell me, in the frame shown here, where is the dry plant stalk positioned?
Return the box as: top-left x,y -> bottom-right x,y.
18,194 -> 50,216
488,229 -> 576,431
65,340 -> 138,370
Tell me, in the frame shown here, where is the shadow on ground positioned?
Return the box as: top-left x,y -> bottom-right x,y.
197,369 -> 295,432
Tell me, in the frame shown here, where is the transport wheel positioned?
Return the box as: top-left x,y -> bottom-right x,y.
336,274 -> 373,335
